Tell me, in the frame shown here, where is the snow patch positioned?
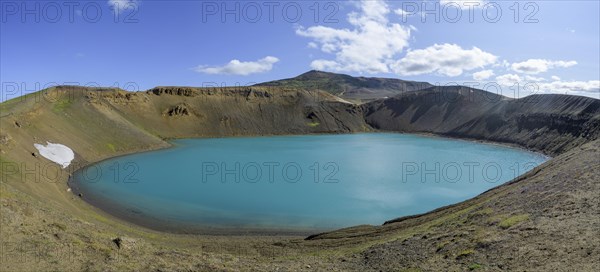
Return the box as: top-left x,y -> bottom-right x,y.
34,142 -> 74,168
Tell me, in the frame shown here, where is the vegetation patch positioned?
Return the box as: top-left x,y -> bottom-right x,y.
456,249 -> 475,259
0,184 -> 16,199
52,98 -> 73,113
307,121 -> 320,127
468,263 -> 482,270
436,240 -> 450,252
499,214 -> 529,229
107,143 -> 116,152
49,222 -> 67,231
476,207 -> 493,215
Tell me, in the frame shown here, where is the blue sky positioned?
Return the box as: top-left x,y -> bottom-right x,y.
1,0 -> 599,101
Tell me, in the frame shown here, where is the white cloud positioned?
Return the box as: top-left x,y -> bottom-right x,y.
525,75 -> 545,82
194,56 -> 279,76
297,0 -> 412,74
108,0 -> 138,15
511,59 -> 577,74
394,8 -> 411,16
495,74 -> 599,97
493,59 -> 510,68
396,1 -> 485,21
538,80 -> 600,94
392,43 -> 497,77
499,59 -> 590,96
495,73 -> 522,86
472,69 -> 494,80
395,8 -> 421,23
310,59 -> 343,71
440,0 -> 487,9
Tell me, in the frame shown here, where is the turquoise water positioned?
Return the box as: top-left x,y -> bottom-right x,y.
74,133 -> 547,232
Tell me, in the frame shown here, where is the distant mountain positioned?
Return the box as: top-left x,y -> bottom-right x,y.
255,70 -> 432,102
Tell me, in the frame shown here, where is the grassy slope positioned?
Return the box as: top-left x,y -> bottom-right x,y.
1,85 -> 599,271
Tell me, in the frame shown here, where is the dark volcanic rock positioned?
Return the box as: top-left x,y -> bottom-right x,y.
163,104 -> 190,117
362,87 -> 600,155
149,87 -> 199,97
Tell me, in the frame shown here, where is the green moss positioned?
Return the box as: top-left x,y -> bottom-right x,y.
477,207 -> 493,215
93,244 -> 113,258
307,121 -> 320,127
52,98 -> 73,113
107,143 -> 116,152
456,249 -> 475,259
0,90 -> 44,110
468,263 -> 482,270
0,184 -> 16,199
49,222 -> 67,231
499,214 -> 529,229
436,240 -> 450,252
